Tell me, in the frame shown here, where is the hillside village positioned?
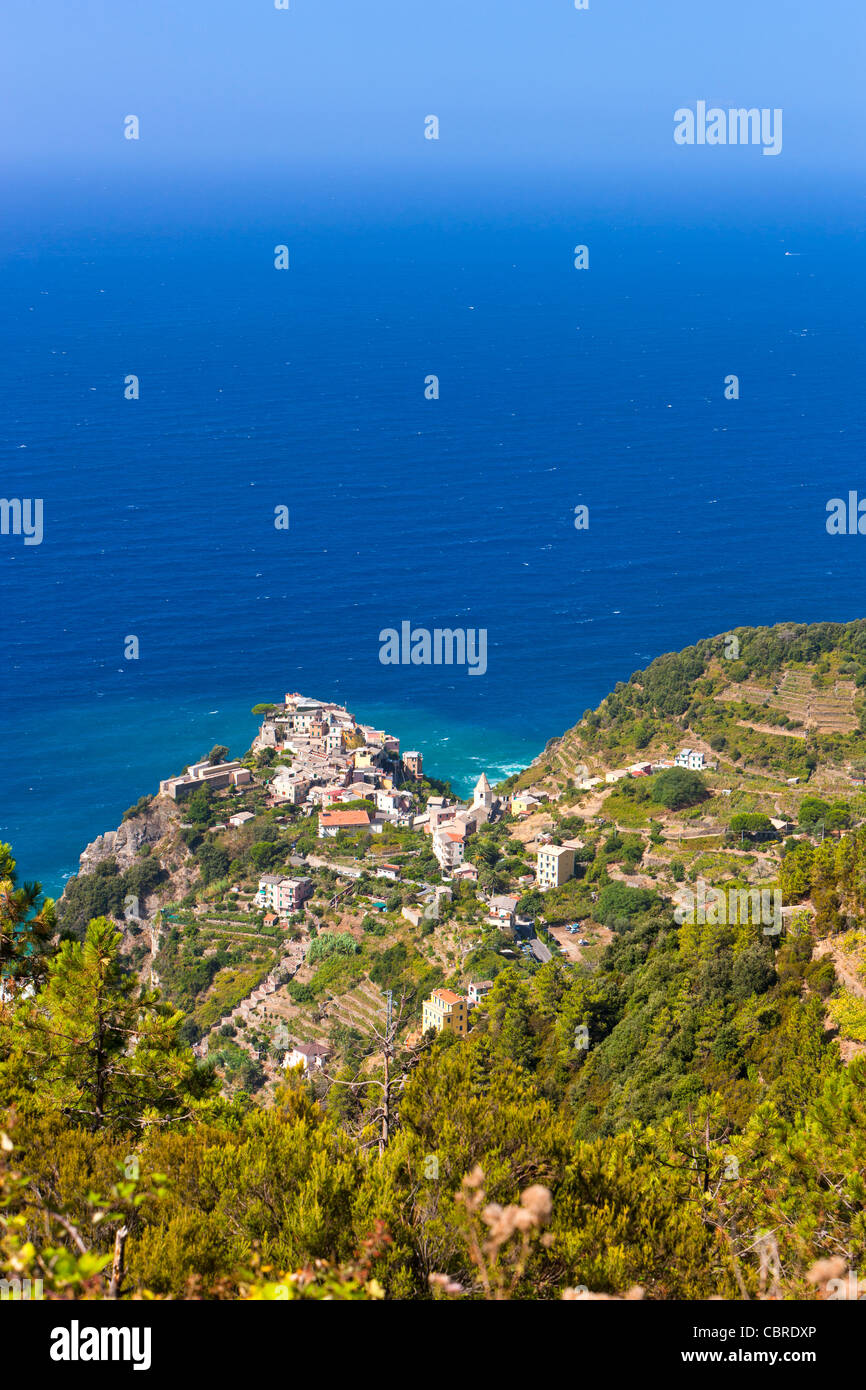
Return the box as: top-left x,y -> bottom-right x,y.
56,624 -> 866,1099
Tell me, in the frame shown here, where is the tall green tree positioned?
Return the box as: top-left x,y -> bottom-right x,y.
0,842 -> 56,997
0,917 -> 210,1133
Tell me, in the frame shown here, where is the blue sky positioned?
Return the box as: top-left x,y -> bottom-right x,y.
1,0 -> 862,184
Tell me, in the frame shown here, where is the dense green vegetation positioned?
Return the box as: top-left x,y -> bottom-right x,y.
3,798 -> 866,1301
58,854 -> 164,935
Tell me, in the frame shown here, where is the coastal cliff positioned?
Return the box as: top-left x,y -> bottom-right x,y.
77,796 -> 179,875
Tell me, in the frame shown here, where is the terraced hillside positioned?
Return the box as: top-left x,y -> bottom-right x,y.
716,669 -> 858,734
509,620 -> 866,797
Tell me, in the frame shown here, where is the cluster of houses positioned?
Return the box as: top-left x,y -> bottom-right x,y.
317,786 -> 416,840
159,705 -> 717,1059
149,695 -> 729,1088
528,749 -> 714,893
574,749 -> 708,791
253,693 -> 422,830
421,772 -> 501,871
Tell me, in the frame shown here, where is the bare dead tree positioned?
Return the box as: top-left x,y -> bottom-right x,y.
323,991 -> 431,1155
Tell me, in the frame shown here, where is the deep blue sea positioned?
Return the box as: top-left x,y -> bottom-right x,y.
2,168 -> 865,898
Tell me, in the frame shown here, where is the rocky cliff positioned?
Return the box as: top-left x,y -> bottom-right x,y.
77,796 -> 180,875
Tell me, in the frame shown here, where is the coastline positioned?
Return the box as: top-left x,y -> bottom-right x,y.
11,692 -> 543,901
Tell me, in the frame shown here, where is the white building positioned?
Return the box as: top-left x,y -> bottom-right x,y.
270,770 -> 312,804
468,980 -> 494,1006
433,827 -> 466,871
374,788 -> 415,825
487,894 -> 519,927
283,1041 -> 330,1073
675,748 -> 705,771
375,863 -> 402,881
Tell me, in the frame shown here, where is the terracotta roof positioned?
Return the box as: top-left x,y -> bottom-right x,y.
433,988 -> 463,1005
320,810 -> 371,826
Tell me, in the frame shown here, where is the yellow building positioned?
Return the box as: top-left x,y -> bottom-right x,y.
536,845 -> 575,889
422,988 -> 469,1037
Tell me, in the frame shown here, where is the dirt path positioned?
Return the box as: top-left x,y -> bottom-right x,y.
814,937 -> 866,1000
732,720 -> 806,740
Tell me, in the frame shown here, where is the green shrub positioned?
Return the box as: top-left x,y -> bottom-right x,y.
651,769 -> 708,811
